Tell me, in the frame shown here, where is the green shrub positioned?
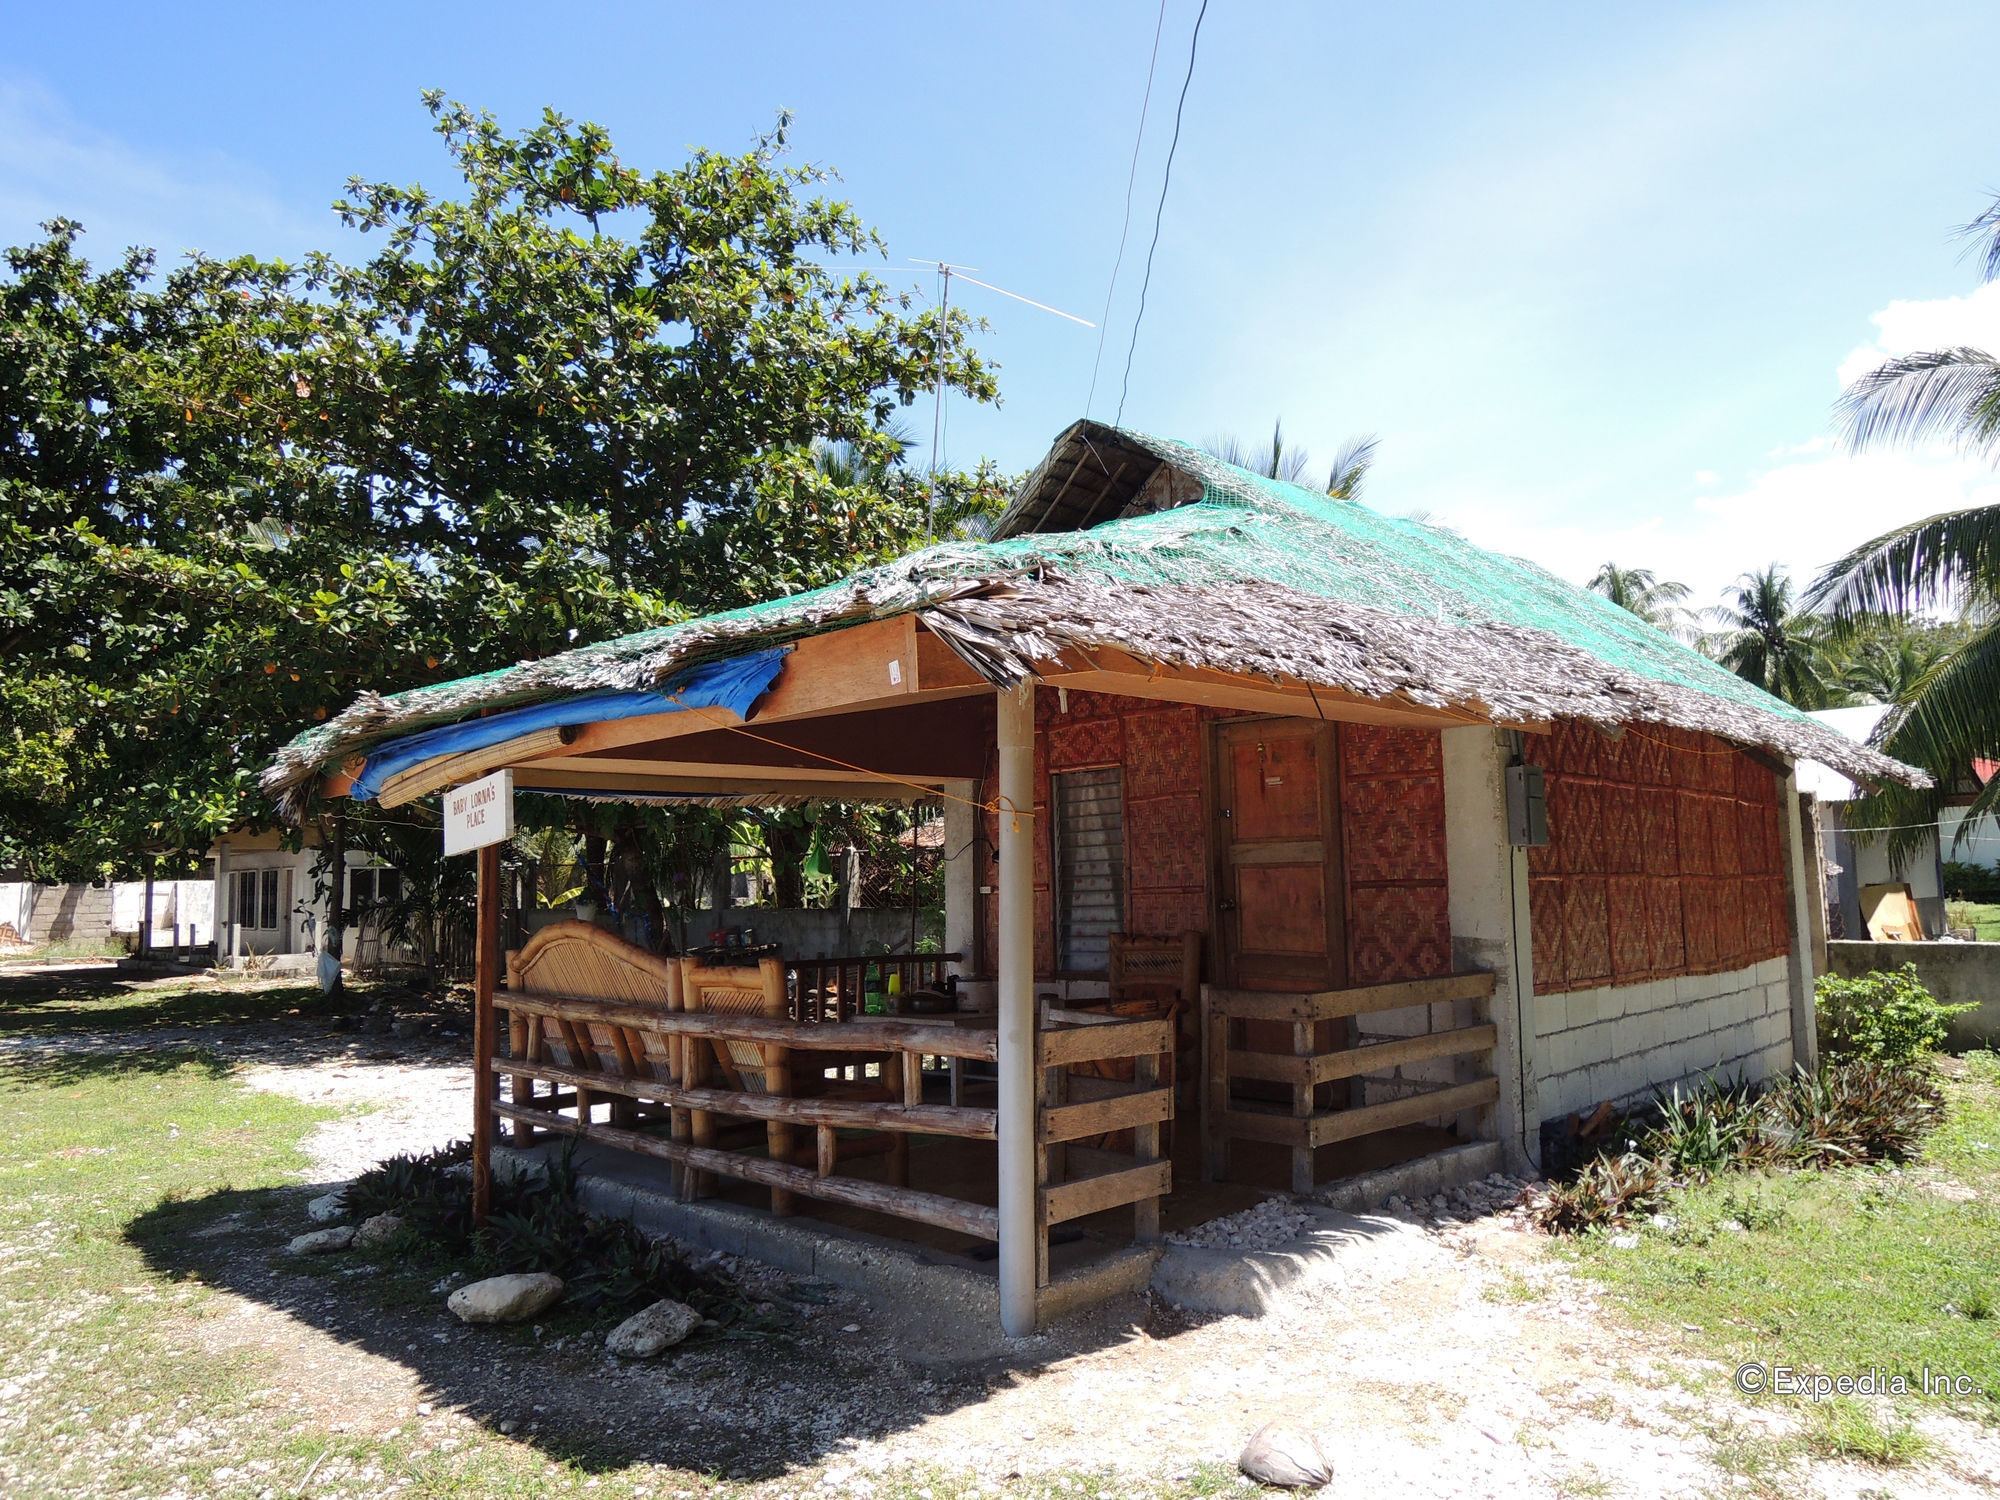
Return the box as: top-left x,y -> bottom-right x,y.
1815,964 -> 1972,1062
1531,1152 -> 1668,1233
1768,1059 -> 1943,1166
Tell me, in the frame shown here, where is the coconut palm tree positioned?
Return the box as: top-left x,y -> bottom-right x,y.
1807,190 -> 2000,850
1206,420 -> 1378,499
1588,562 -> 1696,638
1708,566 -> 1834,707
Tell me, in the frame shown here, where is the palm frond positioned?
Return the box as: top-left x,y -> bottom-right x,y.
1959,192 -> 2000,284
1325,434 -> 1378,500
1802,503 -> 2000,619
1836,347 -> 2000,458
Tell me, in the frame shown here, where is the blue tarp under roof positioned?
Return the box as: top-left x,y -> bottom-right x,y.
347,647 -> 790,803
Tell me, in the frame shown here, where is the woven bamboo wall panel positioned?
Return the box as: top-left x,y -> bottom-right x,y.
1348,883 -> 1453,986
1340,724 -> 1453,985
1526,723 -> 1788,994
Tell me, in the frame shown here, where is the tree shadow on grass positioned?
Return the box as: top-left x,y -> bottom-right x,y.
0,966 -> 345,1036
0,1045 -> 238,1091
122,1175 -> 1226,1480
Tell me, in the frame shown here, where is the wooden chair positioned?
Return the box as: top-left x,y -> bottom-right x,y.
505,920 -> 682,1138
1068,931 -> 1202,1150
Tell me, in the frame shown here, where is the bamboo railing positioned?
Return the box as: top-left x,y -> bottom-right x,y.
1200,971 -> 1500,1192
495,989 -> 1000,1238
1035,1008 -> 1175,1286
489,985 -> 1175,1271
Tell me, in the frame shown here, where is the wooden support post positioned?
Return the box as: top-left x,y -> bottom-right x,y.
888,1049 -> 922,1188
997,678 -> 1037,1337
472,842 -> 500,1228
1133,1047 -> 1162,1243
1202,986 -> 1229,1183
816,1124 -> 837,1178
683,1032 -> 714,1200
766,1038 -> 796,1216
1291,1019 -> 1316,1195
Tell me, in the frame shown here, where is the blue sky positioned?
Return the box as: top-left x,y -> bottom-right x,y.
6,1 -> 2000,607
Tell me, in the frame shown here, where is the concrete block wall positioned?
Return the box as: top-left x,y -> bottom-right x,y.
1535,955 -> 1794,1120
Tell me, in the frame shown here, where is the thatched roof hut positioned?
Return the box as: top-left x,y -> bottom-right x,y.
264,419 -> 1922,815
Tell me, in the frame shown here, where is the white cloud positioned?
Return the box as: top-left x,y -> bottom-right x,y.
1694,469 -> 1719,485
1836,278 -> 2000,388
1450,447 -> 2000,609
0,76 -> 316,263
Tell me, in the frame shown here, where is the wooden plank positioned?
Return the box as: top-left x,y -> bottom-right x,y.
1040,1159 -> 1173,1225
1040,1087 -> 1173,1145
1217,1106 -> 1314,1148
1132,1049 -> 1162,1244
500,993 -> 999,1060
377,726 -> 567,809
491,1102 -> 1000,1240
1037,1017 -> 1174,1067
1226,1024 -> 1499,1086
1204,971 -> 1496,1023
491,1056 -> 997,1138
1227,840 -> 1325,866
1307,1078 -> 1501,1148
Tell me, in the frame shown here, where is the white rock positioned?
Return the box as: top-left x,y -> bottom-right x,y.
448,1273 -> 565,1324
604,1298 -> 702,1359
1239,1423 -> 1334,1489
305,1191 -> 348,1224
1609,1233 -> 1640,1250
353,1212 -> 403,1249
285,1226 -> 355,1256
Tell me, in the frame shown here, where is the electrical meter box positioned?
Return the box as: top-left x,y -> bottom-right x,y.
1505,762 -> 1548,848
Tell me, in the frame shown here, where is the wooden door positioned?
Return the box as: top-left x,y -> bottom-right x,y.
1211,719 -> 1345,991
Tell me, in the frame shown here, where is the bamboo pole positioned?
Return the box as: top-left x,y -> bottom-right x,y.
472,842 -> 500,1227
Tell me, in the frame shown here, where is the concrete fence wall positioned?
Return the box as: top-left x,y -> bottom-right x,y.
1824,940 -> 2000,1051
2,881 -> 216,948
1534,956 -> 1796,1120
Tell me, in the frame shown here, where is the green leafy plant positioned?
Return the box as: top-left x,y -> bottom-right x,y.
1768,1059 -> 1944,1166
1815,964 -> 1972,1062
1531,1152 -> 1668,1233
1649,1074 -> 1765,1180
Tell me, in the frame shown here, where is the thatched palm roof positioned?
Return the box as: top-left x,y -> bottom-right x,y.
263,419 -> 1924,816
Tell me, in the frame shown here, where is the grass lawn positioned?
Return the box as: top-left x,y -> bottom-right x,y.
0,980 -> 1247,1500
1947,901 -> 2000,942
1565,1051 -> 2000,1464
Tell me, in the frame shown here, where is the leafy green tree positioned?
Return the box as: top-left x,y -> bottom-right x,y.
1707,565 -> 1834,706
1588,561 -> 1695,638
1,99 -> 1002,880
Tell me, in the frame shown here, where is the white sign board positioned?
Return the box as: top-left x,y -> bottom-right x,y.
443,769 -> 515,856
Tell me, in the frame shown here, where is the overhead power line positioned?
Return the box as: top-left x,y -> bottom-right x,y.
1117,0 -> 1211,427
1085,0 -> 1169,418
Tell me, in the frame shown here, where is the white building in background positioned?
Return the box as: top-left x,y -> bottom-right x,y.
1799,705 -> 2000,939
0,877 -> 214,951
208,828 -> 404,970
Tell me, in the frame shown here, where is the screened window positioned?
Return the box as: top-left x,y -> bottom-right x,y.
1052,767 -> 1125,974
350,868 -> 376,907
234,869 -> 278,930
260,869 -> 280,929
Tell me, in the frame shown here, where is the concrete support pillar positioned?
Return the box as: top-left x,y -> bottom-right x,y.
942,778 -> 978,978
213,840 -> 233,969
1441,727 -> 1538,1172
1778,767 -> 1820,1076
996,680 -> 1036,1337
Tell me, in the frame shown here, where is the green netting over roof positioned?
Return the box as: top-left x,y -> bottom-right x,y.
268,419 -> 1832,798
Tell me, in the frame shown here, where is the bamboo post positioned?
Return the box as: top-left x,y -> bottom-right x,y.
472,842 -> 500,1228
1291,1020 -> 1316,1194
997,678 -> 1036,1337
